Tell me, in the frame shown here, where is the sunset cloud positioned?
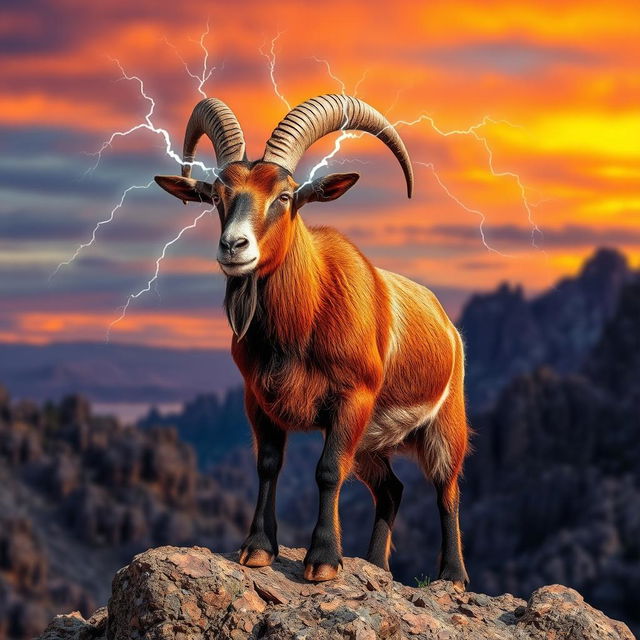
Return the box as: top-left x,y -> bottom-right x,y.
1,0 -> 638,347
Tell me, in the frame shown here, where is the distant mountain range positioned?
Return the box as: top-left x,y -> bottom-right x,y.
0,342 -> 241,404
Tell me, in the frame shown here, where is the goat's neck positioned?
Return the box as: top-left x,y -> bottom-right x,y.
260,217 -> 322,346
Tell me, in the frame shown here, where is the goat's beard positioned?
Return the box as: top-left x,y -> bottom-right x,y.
224,273 -> 258,340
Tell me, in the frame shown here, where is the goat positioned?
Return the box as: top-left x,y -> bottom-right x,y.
155,95 -> 470,589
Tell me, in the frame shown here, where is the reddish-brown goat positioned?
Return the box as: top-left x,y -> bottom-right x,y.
156,95 -> 469,589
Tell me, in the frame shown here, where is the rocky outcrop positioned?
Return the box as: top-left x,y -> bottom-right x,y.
39,546 -> 634,640
459,247 -> 632,409
0,388 -> 254,639
0,516 -> 93,640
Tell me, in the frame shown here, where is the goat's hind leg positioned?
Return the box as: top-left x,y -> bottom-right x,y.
434,474 -> 468,591
416,393 -> 469,591
355,452 -> 403,571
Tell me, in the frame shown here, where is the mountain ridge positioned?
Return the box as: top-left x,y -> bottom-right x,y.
459,247 -> 633,408
0,341 -> 240,403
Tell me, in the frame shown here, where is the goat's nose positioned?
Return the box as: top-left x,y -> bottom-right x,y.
220,236 -> 249,255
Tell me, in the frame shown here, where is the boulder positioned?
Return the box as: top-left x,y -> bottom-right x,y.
38,546 -> 634,639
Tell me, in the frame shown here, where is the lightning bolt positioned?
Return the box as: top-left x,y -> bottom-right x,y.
259,32 -> 291,111
49,181 -> 154,280
85,57 -> 218,178
163,20 -> 218,98
311,56 -> 347,94
328,158 -> 372,167
415,162 -> 509,256
107,207 -> 214,338
353,69 -> 369,97
259,39 -> 357,192
100,30 -> 228,335
394,114 -> 542,249
472,132 -> 543,247
256,44 -> 539,252
53,30 -> 221,336
259,43 -> 369,192
303,79 -> 540,249
295,57 -> 356,192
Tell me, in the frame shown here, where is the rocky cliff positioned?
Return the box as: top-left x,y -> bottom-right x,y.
39,546 -> 634,640
459,247 -> 632,409
0,389 -> 253,639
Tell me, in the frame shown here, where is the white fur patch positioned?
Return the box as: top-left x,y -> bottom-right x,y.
360,327 -> 458,485
384,281 -> 403,367
362,379 -> 451,452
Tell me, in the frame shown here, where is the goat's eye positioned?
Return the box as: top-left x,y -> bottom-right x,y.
278,193 -> 291,204
212,193 -> 221,205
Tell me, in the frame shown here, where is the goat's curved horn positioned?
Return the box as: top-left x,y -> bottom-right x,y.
262,94 -> 413,197
181,98 -> 246,178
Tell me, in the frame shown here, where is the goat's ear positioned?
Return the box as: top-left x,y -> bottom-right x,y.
295,173 -> 359,209
154,175 -> 214,205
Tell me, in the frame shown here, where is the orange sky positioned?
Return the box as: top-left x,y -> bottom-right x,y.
1,0 -> 639,348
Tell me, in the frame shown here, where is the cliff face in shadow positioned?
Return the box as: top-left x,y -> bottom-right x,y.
456,276 -> 640,625
459,248 -> 631,409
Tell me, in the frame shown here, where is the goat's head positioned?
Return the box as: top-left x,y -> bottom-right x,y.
155,95 -> 413,278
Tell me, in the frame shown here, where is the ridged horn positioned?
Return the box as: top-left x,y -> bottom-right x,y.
181,98 -> 246,178
262,94 -> 413,197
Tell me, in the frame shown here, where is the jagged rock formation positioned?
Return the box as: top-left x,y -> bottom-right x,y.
0,390 -> 253,639
39,546 -> 634,640
139,389 -> 251,468
0,516 -> 93,640
459,247 -> 631,409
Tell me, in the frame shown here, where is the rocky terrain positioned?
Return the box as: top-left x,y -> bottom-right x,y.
39,546 -> 634,640
139,388 -> 251,468
0,388 -> 252,639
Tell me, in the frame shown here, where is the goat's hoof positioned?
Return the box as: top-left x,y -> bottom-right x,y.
438,566 -> 469,593
303,563 -> 340,582
239,548 -> 274,568
452,580 -> 466,593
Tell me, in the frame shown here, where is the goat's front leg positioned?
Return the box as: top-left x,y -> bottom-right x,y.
304,389 -> 374,581
239,394 -> 286,568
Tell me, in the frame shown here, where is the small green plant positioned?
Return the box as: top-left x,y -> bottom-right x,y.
414,574 -> 431,588
229,579 -> 244,598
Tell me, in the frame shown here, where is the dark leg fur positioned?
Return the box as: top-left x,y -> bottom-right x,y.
304,426 -> 350,581
357,455 -> 403,570
435,479 -> 469,590
239,410 -> 286,568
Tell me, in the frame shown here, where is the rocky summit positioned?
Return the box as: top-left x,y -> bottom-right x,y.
39,546 -> 634,640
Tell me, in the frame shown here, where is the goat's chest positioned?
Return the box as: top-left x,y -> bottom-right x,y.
233,342 -> 330,430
